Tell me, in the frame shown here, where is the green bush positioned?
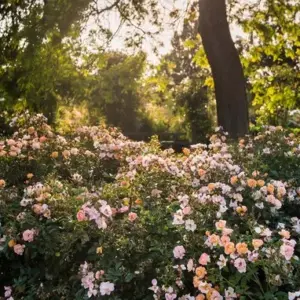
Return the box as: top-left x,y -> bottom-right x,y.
0,114 -> 300,300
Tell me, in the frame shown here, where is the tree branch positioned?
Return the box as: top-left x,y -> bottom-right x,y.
92,0 -> 122,15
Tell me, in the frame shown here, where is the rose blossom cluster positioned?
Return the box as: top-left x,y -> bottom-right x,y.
21,183 -> 52,218
1,114 -> 300,299
79,262 -> 114,298
77,200 -> 113,229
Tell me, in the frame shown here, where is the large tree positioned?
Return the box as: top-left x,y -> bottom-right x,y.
198,0 -> 249,137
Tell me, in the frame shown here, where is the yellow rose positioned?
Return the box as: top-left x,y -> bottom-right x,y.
8,239 -> 16,248
51,151 -> 59,158
96,247 -> 103,254
195,266 -> 207,279
123,198 -> 130,206
257,180 -> 265,187
182,147 -> 190,156
208,183 -> 215,191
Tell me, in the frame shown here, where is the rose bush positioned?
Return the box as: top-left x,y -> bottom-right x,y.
0,112 -> 300,299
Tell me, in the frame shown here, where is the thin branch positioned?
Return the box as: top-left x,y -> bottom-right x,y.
91,0 -> 122,15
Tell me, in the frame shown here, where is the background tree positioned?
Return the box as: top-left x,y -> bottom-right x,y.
158,3 -> 215,142
0,0 -> 164,123
231,0 -> 300,126
85,51 -> 150,134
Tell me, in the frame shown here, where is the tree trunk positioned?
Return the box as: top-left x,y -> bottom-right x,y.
198,0 -> 249,137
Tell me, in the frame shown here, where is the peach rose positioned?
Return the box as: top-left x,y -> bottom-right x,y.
39,136 -> 47,143
208,183 -> 215,191
14,244 -> 25,255
279,229 -> 291,239
220,235 -> 230,246
208,234 -> 220,246
0,179 -> 6,188
252,239 -> 264,250
193,276 -> 200,288
215,220 -> 226,230
230,176 -> 238,185
236,242 -> 248,255
247,179 -> 257,188
128,212 -> 137,222
224,242 -> 235,255
198,169 -> 206,177
195,267 -> 207,279
28,127 -> 35,134
267,184 -> 275,194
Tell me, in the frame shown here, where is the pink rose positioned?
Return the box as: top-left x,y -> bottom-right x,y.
128,212 -> 137,222
165,287 -> 176,300
7,139 -> 15,146
77,210 -> 86,222
187,259 -> 194,272
4,286 -> 12,298
248,251 -> 259,262
165,293 -> 177,300
173,245 -> 185,259
211,290 -> 223,300
199,253 -> 210,265
95,270 -> 105,280
182,206 -> 191,215
14,244 -> 25,255
22,229 -> 35,242
280,244 -> 294,260
222,228 -> 233,236
118,206 -> 129,213
234,258 -> 246,273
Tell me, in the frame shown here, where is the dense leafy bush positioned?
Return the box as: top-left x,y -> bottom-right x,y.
0,113 -> 300,300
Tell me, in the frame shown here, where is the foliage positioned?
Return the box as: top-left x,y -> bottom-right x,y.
0,113 -> 300,299
148,3 -> 216,142
231,0 -> 300,125
85,51 -> 149,133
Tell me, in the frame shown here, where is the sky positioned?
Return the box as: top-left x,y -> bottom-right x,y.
83,0 -> 246,63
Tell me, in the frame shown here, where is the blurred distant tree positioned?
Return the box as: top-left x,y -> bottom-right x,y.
150,3 -> 214,142
85,52 -> 148,133
0,0 -> 163,121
